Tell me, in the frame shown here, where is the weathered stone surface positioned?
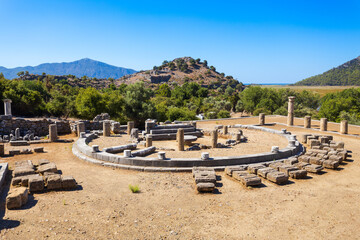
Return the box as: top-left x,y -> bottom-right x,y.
304,164 -> 323,173
257,167 -> 277,178
10,140 -> 29,146
322,160 -> 339,169
284,157 -> 298,165
233,172 -> 261,187
225,166 -> 246,176
267,171 -> 288,184
61,176 -> 77,189
328,154 -> 342,163
46,174 -> 62,190
309,157 -> 324,165
192,167 -> 215,177
28,175 -> 44,192
9,149 -> 21,155
289,170 -> 307,179
196,182 -> 215,192
247,164 -> 266,174
194,171 -> 216,184
269,162 -> 284,170
6,187 -> 28,210
279,165 -> 299,175
37,162 -> 57,174
37,159 -> 50,166
13,167 -> 35,177
295,162 -> 310,169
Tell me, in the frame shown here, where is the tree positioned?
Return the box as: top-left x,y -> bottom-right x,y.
17,71 -> 24,77
203,60 -> 208,67
156,83 -> 171,97
75,87 -> 105,119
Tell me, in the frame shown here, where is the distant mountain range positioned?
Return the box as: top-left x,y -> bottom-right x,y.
0,58 -> 137,79
295,56 -> 360,86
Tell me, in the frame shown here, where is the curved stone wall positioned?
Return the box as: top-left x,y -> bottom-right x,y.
72,125 -> 304,172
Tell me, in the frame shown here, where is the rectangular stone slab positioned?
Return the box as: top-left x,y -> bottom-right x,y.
28,175 -> 44,192
37,162 -> 57,174
239,175 -> 262,187
279,165 -> 299,175
46,174 -> 62,190
13,167 -> 35,177
61,176 -> 77,189
257,167 -> 277,178
267,171 -> 288,184
225,166 -> 246,176
247,164 -> 266,174
304,164 -> 323,173
194,172 -> 216,184
322,160 -> 339,169
269,162 -> 285,171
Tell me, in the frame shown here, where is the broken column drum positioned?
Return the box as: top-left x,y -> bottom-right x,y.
211,130 -> 218,148
3,99 -> 12,116
49,124 -> 57,142
259,113 -> 265,125
127,121 -> 134,135
340,120 -> 348,134
287,96 -> 295,126
103,120 -> 111,137
304,116 -> 311,128
223,125 -> 228,134
177,128 -> 184,151
320,118 -> 328,131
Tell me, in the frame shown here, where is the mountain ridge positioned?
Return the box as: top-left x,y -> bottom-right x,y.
295,56 -> 360,86
0,58 -> 137,79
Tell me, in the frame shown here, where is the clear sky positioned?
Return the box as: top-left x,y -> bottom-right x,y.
0,0 -> 360,84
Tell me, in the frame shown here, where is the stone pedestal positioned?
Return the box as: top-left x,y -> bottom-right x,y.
3,99 -> 12,116
304,116 -> 311,128
235,133 -> 241,142
320,118 -> 327,131
201,152 -> 210,160
259,113 -> 265,125
145,121 -> 156,134
127,121 -> 134,135
15,128 -> 20,140
131,128 -> 139,139
287,96 -> 295,126
146,135 -> 153,147
211,130 -> 218,148
124,150 -> 132,157
92,145 -> 99,152
177,128 -> 184,151
77,122 -> 85,136
49,124 -> 57,142
340,120 -> 348,134
103,120 -> 111,137
158,152 -> 166,160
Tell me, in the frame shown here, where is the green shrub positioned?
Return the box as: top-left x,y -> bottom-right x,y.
129,184 -> 140,193
217,110 -> 230,119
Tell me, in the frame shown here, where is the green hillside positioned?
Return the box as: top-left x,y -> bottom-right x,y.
295,56 -> 360,86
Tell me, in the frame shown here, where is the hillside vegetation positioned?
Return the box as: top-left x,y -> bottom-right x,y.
295,56 -> 360,86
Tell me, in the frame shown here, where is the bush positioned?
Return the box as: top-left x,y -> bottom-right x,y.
253,108 -> 271,116
217,110 -> 230,119
129,184 -> 140,193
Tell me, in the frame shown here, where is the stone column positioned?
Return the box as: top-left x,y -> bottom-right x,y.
223,125 -> 228,135
3,99 -> 12,116
145,121 -> 156,134
320,118 -> 327,131
211,130 -> 218,148
127,121 -> 134,135
146,134 -> 153,147
103,120 -> 111,137
235,133 -> 241,142
304,116 -> 311,128
259,113 -> 265,125
131,128 -> 139,139
287,96 -> 295,126
15,128 -> 20,140
77,122 -> 85,136
177,128 -> 184,151
49,124 -> 57,142
0,144 -> 4,156
340,120 -> 348,134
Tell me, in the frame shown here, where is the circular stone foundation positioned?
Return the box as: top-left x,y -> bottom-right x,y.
72,124 -> 303,172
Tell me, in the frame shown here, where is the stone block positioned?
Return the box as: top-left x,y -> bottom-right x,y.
289,170 -> 307,179
247,164 -> 266,174
309,140 -> 321,148
34,147 -> 44,153
46,174 -> 62,190
225,166 -> 246,176
309,157 -> 324,165
234,173 -> 261,187
13,167 -> 35,177
196,182 -> 215,193
267,171 -> 288,184
304,164 -> 323,173
284,157 -> 298,165
257,167 -> 277,178
279,165 -> 299,175
9,149 -> 21,155
28,175 -> 44,192
194,171 -> 216,184
192,167 -> 215,177
61,176 -> 77,189
328,154 -> 342,163
269,162 -> 284,170
6,187 -> 28,210
295,162 -> 310,170
37,162 -> 57,174
322,160 -> 339,169
38,159 -> 50,166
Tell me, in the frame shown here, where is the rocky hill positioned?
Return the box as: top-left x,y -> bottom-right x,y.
0,58 -> 136,79
295,56 -> 360,86
116,57 -> 239,88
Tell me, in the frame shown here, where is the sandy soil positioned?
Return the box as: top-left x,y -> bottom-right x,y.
0,116 -> 360,239
89,128 -> 289,158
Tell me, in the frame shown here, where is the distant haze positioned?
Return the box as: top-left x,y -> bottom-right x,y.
0,58 -> 137,79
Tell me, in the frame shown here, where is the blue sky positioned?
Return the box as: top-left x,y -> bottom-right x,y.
0,0 -> 359,84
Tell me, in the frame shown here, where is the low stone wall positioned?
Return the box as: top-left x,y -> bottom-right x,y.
0,163 -> 9,193
0,118 -> 71,136
72,125 -> 303,172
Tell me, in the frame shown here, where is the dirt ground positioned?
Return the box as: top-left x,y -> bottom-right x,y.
1,116 -> 360,239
